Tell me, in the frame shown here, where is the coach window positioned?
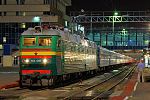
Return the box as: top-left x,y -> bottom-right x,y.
39,37 -> 52,46
23,37 -> 36,46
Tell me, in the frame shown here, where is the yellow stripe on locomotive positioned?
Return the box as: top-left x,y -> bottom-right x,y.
20,51 -> 62,56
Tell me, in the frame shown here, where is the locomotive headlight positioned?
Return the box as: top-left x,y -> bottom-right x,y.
43,58 -> 48,64
25,59 -> 29,63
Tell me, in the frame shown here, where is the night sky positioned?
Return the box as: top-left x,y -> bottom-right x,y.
67,0 -> 150,12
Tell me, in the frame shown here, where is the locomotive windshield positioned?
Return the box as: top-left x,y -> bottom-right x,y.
23,37 -> 36,46
22,36 -> 52,46
38,37 -> 52,46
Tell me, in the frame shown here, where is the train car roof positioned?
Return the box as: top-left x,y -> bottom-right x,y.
21,26 -> 97,48
21,28 -> 61,36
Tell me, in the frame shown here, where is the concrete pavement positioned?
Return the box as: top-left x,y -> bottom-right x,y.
0,67 -> 19,89
0,67 -> 19,73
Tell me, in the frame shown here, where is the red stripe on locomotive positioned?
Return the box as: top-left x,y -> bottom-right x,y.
22,70 -> 51,74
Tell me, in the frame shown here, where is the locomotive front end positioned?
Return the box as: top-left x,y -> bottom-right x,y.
20,36 -> 52,76
19,29 -> 58,87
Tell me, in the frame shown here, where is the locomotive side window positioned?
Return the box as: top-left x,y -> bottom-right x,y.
23,37 -> 36,46
57,39 -> 61,47
39,37 -> 52,46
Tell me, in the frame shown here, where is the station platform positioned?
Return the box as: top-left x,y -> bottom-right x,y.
128,68 -> 150,100
0,67 -> 19,89
130,82 -> 150,100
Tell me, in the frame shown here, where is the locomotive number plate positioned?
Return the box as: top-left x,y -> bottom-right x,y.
30,59 -> 42,63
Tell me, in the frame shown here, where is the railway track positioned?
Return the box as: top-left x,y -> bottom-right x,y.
0,65 -> 135,100
58,65 -> 136,100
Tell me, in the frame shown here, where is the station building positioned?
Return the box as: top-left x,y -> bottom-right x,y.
0,0 -> 71,67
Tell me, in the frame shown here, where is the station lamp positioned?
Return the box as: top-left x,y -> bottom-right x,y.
145,40 -> 149,45
122,28 -> 125,31
113,11 -> 119,16
33,16 -> 40,22
21,23 -> 26,28
3,37 -> 6,43
121,28 -> 128,34
32,16 -> 41,26
112,11 -> 119,33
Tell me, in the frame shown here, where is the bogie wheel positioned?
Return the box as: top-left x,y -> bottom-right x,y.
19,76 -> 23,88
30,79 -> 32,87
40,79 -> 42,87
48,79 -> 51,88
19,80 -> 23,88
